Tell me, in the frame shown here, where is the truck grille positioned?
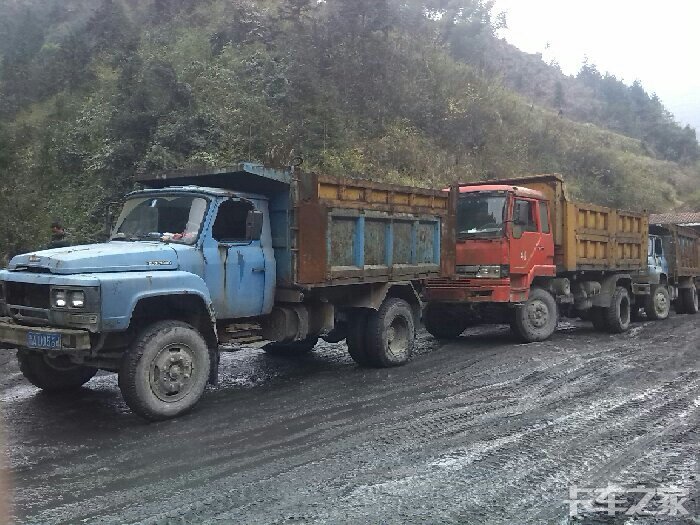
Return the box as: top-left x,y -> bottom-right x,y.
5,282 -> 50,309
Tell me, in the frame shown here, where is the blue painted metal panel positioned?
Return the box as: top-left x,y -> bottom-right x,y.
97,271 -> 213,331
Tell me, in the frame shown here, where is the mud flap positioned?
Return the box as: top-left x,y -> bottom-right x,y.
208,348 -> 219,385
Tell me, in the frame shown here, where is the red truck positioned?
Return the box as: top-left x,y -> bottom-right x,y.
422,174 -> 694,342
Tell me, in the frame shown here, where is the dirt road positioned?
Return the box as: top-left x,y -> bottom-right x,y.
1,315 -> 698,524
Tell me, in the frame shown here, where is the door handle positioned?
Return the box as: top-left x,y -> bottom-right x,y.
252,267 -> 265,273
536,246 -> 545,251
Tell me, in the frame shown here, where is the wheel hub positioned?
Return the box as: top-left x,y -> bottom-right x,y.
387,318 -> 409,359
654,291 -> 668,314
527,300 -> 549,329
150,344 -> 195,402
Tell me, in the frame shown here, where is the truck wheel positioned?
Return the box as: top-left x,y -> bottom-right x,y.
512,287 -> 558,342
346,310 -> 377,367
17,352 -> 97,392
680,286 -> 699,314
645,286 -> 670,320
365,298 -> 415,367
590,307 -> 608,331
423,304 -> 469,340
605,286 -> 631,333
263,337 -> 319,356
119,321 -> 210,421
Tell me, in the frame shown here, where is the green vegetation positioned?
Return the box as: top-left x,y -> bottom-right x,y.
0,0 -> 698,261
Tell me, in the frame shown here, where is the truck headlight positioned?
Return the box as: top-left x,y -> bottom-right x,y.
475,265 -> 501,278
53,289 -> 68,308
52,289 -> 87,309
70,291 -> 85,308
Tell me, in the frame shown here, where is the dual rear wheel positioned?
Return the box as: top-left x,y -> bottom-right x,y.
346,298 -> 416,368
676,286 -> 699,315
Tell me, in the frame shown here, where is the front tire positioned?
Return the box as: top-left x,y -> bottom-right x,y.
645,285 -> 670,320
119,321 -> 210,421
17,352 -> 97,392
512,287 -> 558,342
365,298 -> 415,367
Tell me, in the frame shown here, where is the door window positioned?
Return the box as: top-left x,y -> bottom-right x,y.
212,200 -> 254,243
512,199 -> 537,239
539,201 -> 550,233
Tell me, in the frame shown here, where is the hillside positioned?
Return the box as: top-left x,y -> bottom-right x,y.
0,0 -> 698,261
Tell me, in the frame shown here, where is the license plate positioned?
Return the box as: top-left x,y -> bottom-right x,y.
27,332 -> 62,349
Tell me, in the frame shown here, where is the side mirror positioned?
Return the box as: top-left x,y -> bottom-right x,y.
245,210 -> 264,241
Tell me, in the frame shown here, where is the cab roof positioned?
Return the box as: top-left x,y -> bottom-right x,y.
457,184 -> 545,200
126,186 -> 267,201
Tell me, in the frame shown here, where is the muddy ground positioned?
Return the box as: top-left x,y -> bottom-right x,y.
0,314 -> 698,524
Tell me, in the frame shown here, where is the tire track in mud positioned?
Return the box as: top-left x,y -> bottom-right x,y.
2,316 -> 699,524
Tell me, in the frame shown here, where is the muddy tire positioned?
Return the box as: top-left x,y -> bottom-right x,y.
17,352 -> 97,392
365,298 -> 415,367
590,307 -> 608,331
680,286 -> 699,314
645,285 -> 670,321
119,321 -> 210,422
263,337 -> 319,356
511,287 -> 558,343
423,304 -> 469,340
605,286 -> 632,333
346,310 -> 376,367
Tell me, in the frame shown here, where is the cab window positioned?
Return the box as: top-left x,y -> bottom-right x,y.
539,201 -> 550,233
212,200 -> 254,243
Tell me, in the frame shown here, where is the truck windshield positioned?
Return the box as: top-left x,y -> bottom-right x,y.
457,192 -> 507,238
111,195 -> 209,245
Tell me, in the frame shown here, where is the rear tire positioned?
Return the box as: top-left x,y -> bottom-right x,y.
365,298 -> 415,367
605,286 -> 631,333
512,287 -> 558,342
423,304 -> 469,340
590,307 -> 608,331
119,321 -> 210,421
17,352 -> 97,392
680,286 -> 699,314
346,310 -> 375,367
645,285 -> 670,320
263,337 -> 319,356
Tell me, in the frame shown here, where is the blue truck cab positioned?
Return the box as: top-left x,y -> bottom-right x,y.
0,163 -> 451,420
647,234 -> 669,285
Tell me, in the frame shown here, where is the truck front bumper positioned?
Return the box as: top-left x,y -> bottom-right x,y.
0,317 -> 92,351
424,277 -> 515,303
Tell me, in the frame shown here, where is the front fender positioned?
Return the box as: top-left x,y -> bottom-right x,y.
98,271 -> 214,331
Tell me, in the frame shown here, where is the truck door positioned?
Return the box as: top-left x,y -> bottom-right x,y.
205,198 -> 266,318
509,198 -> 544,279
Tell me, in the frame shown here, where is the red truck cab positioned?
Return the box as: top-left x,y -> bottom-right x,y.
426,183 -> 555,303
424,183 -> 561,342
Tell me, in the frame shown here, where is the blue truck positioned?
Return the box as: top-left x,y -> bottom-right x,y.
638,222 -> 700,319
0,164 -> 453,420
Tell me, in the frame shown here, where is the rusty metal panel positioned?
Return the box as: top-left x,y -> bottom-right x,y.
294,171 -> 450,287
296,200 -> 328,284
662,224 -> 700,278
